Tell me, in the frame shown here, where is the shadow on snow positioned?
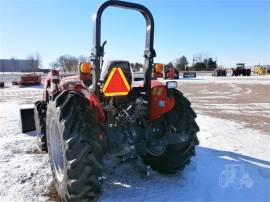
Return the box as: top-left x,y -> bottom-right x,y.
101,146 -> 270,202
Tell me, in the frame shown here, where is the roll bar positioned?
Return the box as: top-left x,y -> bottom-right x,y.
91,0 -> 156,96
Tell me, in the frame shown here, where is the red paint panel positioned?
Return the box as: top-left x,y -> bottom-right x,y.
149,81 -> 175,121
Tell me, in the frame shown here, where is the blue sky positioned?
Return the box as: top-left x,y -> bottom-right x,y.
0,0 -> 269,68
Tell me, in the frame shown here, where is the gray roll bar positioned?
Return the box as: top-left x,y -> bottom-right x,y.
91,0 -> 156,97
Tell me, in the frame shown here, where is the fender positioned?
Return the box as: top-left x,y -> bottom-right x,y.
43,70 -> 60,102
148,80 -> 175,121
60,76 -> 105,124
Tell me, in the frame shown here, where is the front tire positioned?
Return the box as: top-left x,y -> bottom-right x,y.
46,90 -> 104,201
143,90 -> 199,174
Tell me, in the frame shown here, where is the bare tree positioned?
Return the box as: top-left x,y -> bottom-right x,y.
35,53 -> 42,69
193,52 -> 210,63
50,61 -> 60,70
193,53 -> 203,63
26,54 -> 43,72
176,56 -> 188,71
27,55 -> 38,72
50,55 -> 91,72
50,55 -> 79,72
78,55 -> 89,64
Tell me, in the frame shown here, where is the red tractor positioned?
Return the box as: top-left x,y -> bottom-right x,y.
213,68 -> 227,77
164,64 -> 180,79
31,1 -> 199,201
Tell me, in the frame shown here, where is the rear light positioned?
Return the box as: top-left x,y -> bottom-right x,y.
166,81 -> 177,89
51,69 -> 59,76
154,63 -> 164,73
51,70 -> 60,82
80,63 -> 91,74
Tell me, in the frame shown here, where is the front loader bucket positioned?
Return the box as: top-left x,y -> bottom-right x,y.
20,107 -> 35,133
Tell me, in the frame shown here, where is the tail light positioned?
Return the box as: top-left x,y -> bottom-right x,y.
80,63 -> 91,74
51,70 -> 60,82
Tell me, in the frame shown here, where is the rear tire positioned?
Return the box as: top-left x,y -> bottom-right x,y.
143,90 -> 199,174
34,100 -> 47,151
46,90 -> 104,201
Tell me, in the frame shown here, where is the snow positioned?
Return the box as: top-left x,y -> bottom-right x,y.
195,103 -> 270,117
197,115 -> 270,161
161,75 -> 270,85
0,84 -> 269,201
100,147 -> 270,202
0,103 -> 52,202
100,115 -> 270,202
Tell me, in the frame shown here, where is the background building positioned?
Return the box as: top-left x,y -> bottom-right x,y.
0,58 -> 43,72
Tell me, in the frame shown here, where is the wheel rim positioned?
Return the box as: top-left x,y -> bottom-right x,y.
34,110 -> 41,138
34,110 -> 43,147
146,139 -> 167,156
50,119 -> 64,182
146,118 -> 167,156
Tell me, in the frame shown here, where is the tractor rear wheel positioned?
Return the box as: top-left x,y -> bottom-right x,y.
46,90 -> 104,201
34,100 -> 47,151
143,90 -> 199,174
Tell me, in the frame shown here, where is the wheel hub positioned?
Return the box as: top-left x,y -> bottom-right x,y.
50,119 -> 64,182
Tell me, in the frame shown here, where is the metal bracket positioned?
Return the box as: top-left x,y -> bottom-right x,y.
144,49 -> 156,58
135,156 -> 152,177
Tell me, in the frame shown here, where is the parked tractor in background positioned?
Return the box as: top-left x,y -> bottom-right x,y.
232,63 -> 251,76
23,1 -> 199,201
164,63 -> 179,79
255,66 -> 266,75
13,73 -> 41,86
152,63 -> 164,79
213,68 -> 227,77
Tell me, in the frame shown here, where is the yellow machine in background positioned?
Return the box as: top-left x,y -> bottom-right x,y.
152,63 -> 164,79
255,66 -> 266,75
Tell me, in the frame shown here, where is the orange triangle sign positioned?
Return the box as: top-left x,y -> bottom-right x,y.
102,67 -> 131,96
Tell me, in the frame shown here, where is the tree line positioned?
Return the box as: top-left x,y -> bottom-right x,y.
50,55 -> 89,72
131,54 -> 217,72
175,53 -> 217,71
0,52 -> 217,73
50,52 -> 217,72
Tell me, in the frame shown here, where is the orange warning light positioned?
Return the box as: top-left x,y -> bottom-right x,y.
80,63 -> 91,73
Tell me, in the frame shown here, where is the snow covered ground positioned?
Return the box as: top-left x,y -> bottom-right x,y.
176,75 -> 270,85
0,78 -> 269,201
101,115 -> 270,201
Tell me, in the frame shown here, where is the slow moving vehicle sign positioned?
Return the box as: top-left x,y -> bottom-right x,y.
102,67 -> 131,96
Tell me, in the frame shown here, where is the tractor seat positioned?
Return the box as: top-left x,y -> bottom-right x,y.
100,60 -> 133,86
